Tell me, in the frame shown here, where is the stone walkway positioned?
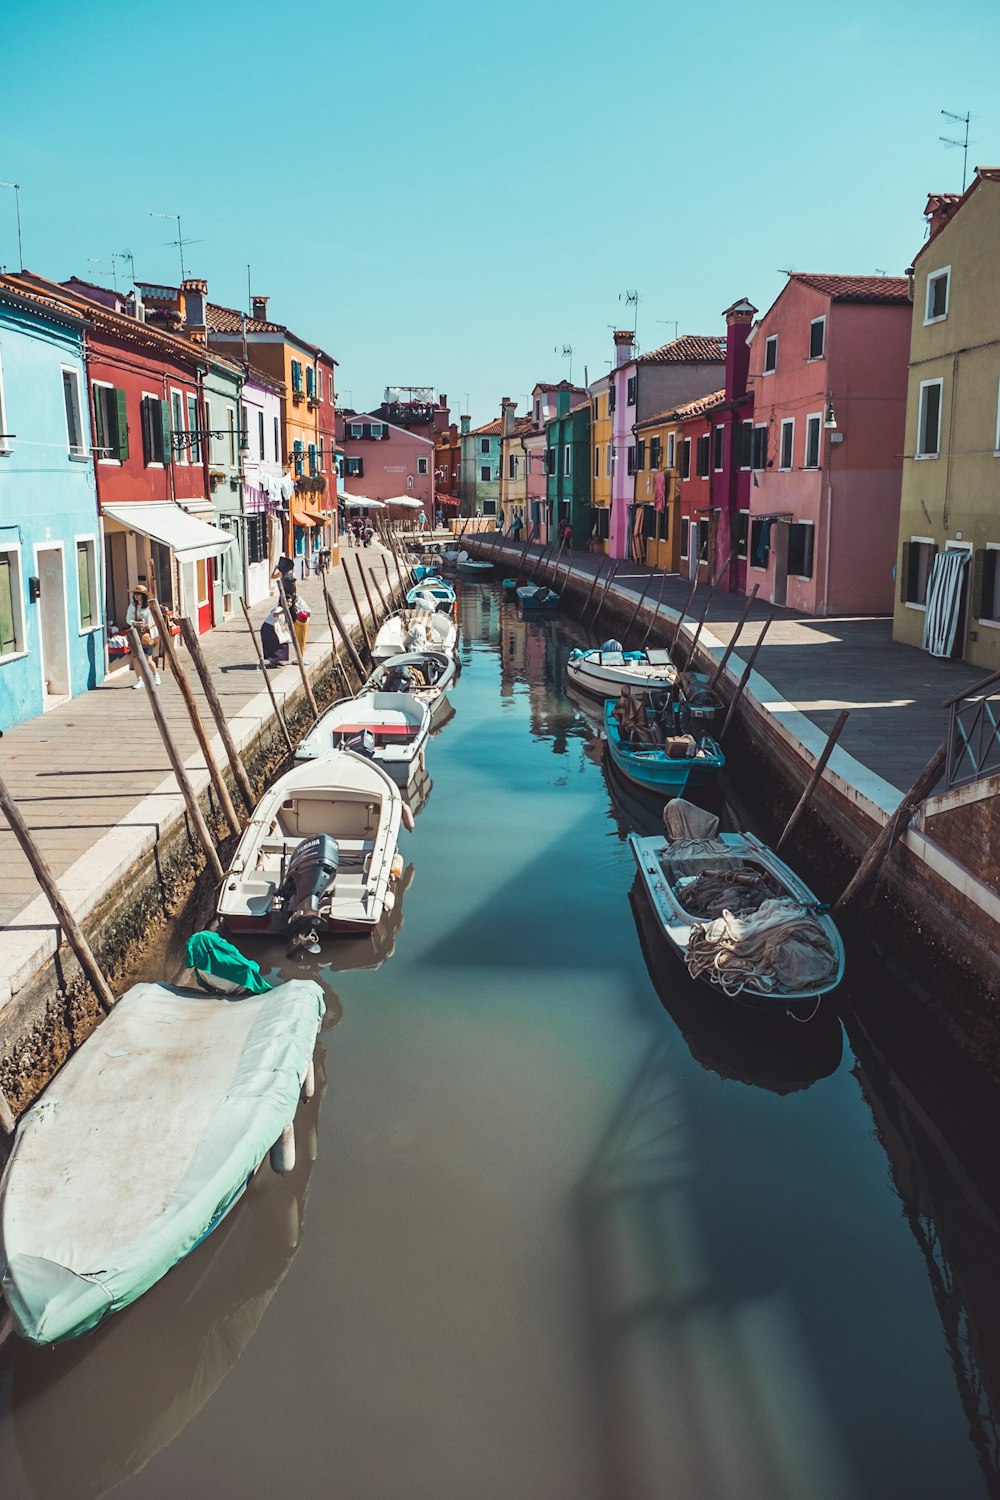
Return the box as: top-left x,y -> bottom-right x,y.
484,539 -> 982,793
0,542 -> 403,933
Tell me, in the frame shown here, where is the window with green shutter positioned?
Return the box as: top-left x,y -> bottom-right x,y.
77,540 -> 97,629
291,360 -> 303,393
308,443 -> 317,475
306,366 -> 315,398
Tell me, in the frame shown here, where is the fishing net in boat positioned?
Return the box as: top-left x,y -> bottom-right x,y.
678,867 -> 782,919
657,800 -> 732,874
686,897 -> 839,997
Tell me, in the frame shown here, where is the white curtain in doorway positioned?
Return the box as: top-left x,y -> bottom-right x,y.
922,549 -> 969,657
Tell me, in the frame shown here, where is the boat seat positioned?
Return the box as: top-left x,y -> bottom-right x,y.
335,724 -> 418,744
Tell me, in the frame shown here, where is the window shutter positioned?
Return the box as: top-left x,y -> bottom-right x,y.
114,388 -> 129,460
160,402 -> 173,463
973,548 -> 990,617
900,541 -> 916,603
91,385 -> 103,450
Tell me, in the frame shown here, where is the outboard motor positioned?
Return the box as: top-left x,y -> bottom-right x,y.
599,639 -> 623,653
342,728 -> 376,759
384,666 -> 413,692
280,834 -> 340,959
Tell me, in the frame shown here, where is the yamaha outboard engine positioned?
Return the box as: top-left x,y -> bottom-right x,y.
342,728 -> 376,759
280,834 -> 340,959
384,666 -> 413,692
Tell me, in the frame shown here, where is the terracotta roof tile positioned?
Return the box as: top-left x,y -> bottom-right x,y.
788,273 -> 910,302
674,389 -> 726,421
533,379 -> 582,393
207,302 -> 285,334
638,334 -> 727,365
0,274 -> 90,327
470,417 -> 502,436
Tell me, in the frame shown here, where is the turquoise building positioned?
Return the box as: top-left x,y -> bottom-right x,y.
467,417 -> 501,517
545,395 -> 591,548
0,279 -> 104,730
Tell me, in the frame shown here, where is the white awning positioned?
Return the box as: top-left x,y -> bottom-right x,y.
102,503 -> 234,563
382,496 -> 423,509
340,494 -> 387,510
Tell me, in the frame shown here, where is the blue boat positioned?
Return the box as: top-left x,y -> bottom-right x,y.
604,695 -> 724,794
516,583 -> 560,612
412,563 -> 442,582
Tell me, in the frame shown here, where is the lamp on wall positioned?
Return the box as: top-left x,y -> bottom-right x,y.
824,403 -> 838,430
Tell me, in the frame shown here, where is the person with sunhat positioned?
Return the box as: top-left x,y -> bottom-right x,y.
125,585 -> 160,689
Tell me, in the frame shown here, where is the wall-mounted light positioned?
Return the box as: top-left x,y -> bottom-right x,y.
824,403 -> 838,430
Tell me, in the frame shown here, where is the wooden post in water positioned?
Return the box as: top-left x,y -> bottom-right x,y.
680,550 -> 733,672
707,585 -> 760,692
833,744 -> 946,914
620,569 -> 657,647
354,554 -> 380,629
670,574 -> 700,652
381,554 -> 400,610
719,614 -> 773,740
341,560 -> 374,657
775,710 -> 850,854
239,598 -> 295,755
176,618 -> 257,816
321,583 -> 358,695
277,591 -> 320,723
588,559 -> 620,633
370,567 -> 393,625
127,627 -> 224,880
149,601 -> 242,836
324,580 -> 367,680
0,774 -> 117,1022
579,555 -> 606,623
639,564 -> 673,649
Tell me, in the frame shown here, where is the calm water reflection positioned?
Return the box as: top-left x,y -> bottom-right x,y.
0,582 -> 997,1499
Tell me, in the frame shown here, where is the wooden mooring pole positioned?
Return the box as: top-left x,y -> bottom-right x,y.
621,569 -> 657,647
707,585 -> 760,692
238,598 -> 295,755
719,614 -> 774,741
150,601 -> 242,836
370,566 -> 393,625
128,627 -> 224,880
639,564 -> 673,650
324,580 -> 367,681
0,774 -> 117,1025
341,560 -> 374,658
671,574 -> 700,652
834,744 -> 946,914
177,618 -> 257,816
775,711 -> 850,854
354,554 -> 381,630
588,559 -> 620,633
320,584 -> 358,695
680,550 -> 734,673
579,555 -> 606,621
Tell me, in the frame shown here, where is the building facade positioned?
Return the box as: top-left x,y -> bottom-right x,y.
468,417 -> 501,516
0,278 -> 105,728
589,374 -> 614,552
893,169 -> 1000,666
545,396 -> 591,548
337,410 -> 434,512
747,273 -> 910,616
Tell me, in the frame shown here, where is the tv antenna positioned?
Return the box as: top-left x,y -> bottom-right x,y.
656,320 -> 679,340
555,344 -> 574,382
619,288 -> 641,335
0,181 -> 23,270
150,211 -> 203,281
114,249 -> 136,288
88,256 -> 118,291
940,108 -> 972,192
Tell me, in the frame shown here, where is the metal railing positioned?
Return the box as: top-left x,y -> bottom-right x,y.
943,667 -> 1000,790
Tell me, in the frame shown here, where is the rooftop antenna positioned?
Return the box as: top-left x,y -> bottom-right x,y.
874,267 -> 887,276
114,249 -> 136,289
88,256 -> 118,291
940,108 -> 972,192
0,181 -> 24,270
555,344 -> 574,382
656,320 -> 679,340
247,263 -> 252,315
149,211 -> 203,281
619,288 -> 641,336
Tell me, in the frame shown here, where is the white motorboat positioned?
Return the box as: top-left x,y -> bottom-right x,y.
455,549 -> 493,576
566,642 -> 679,699
218,751 -> 404,949
296,690 -> 431,786
373,608 -> 458,662
360,649 -> 457,727
405,580 -> 456,613
628,800 -> 844,1011
0,978 -> 324,1345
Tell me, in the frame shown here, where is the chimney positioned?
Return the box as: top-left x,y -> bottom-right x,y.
501,397 -> 516,438
613,329 -> 635,368
251,295 -> 269,322
923,193 -> 962,243
180,277 -> 208,344
460,414 -> 471,435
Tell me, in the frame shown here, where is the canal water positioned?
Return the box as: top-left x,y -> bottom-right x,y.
1,581 -> 999,1499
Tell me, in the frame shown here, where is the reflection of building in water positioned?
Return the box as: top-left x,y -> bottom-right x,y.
457,580 -> 499,644
10,1051 -> 328,1500
846,1007 -> 1000,1496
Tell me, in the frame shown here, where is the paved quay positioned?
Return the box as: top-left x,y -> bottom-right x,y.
0,541 -> 404,964
484,538 -> 983,794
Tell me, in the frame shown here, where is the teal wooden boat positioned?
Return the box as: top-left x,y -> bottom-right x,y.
604,695 -> 724,794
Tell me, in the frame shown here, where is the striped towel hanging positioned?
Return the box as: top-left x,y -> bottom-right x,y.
921,549 -> 969,657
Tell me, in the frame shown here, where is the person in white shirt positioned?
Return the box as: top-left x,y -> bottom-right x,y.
260,602 -> 291,667
125,586 -> 160,689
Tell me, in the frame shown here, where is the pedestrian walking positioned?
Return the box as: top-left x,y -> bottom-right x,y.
260,602 -> 291,667
272,554 -> 296,599
561,521 -> 573,548
511,513 -> 523,541
126,586 -> 160,689
418,508 -> 427,532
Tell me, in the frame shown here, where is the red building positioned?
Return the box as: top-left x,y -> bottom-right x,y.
32,272 -> 235,633
434,420 -> 462,518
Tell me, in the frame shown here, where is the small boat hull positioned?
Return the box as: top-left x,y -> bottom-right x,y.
516,586 -> 560,612
296,691 -> 431,787
604,699 -> 724,794
373,609 -> 458,662
567,646 -> 678,699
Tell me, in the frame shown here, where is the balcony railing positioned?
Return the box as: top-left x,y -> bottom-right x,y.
943,668 -> 1000,791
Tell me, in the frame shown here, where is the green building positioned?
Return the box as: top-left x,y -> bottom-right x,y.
545,394 -> 591,548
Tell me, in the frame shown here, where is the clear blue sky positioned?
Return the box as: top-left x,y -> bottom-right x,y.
2,0 -> 996,425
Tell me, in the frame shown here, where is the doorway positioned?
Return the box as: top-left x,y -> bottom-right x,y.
196,558 -> 214,633
35,544 -> 71,705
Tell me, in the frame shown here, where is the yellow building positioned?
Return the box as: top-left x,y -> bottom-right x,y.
498,399 -> 530,531
588,375 -> 613,551
893,168 -> 1000,667
633,406 -> 682,569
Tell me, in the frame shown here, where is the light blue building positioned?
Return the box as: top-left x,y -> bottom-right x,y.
0,278 -> 104,731
463,416 -> 501,517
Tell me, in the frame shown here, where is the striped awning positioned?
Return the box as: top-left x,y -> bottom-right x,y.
922,549 -> 969,657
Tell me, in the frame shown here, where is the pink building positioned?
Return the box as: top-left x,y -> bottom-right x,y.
336,410 -> 435,514
746,274 -> 910,615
